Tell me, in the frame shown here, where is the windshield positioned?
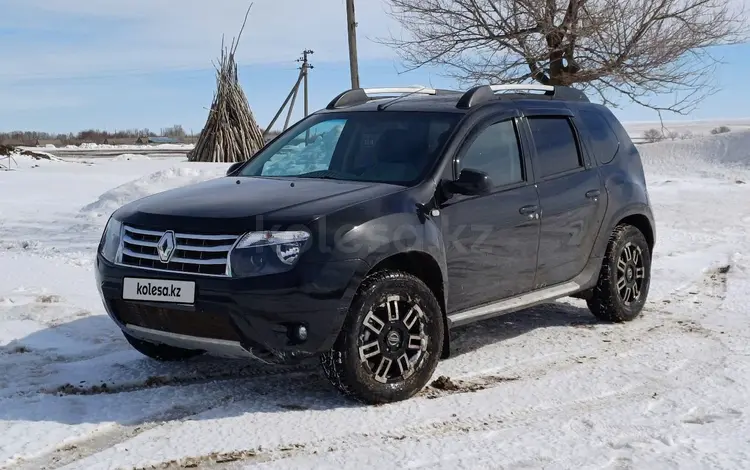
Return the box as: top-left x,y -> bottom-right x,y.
238,111 -> 461,185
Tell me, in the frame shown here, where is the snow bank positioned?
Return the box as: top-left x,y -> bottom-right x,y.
1,151 -> 68,171
637,129 -> 750,178
78,163 -> 229,218
111,153 -> 151,161
59,143 -> 194,151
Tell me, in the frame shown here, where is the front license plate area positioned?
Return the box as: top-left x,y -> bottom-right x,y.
122,277 -> 196,304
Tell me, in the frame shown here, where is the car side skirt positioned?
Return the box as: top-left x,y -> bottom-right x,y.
447,255 -> 602,328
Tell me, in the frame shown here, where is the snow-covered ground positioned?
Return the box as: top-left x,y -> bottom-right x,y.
19,143 -> 195,152
1,129 -> 750,469
622,118 -> 750,142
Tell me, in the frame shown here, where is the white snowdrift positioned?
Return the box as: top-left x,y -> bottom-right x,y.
638,129 -> 750,178
78,163 -> 229,219
111,153 -> 151,161
59,143 -> 194,151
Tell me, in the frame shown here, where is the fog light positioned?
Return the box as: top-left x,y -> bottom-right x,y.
296,325 -> 308,341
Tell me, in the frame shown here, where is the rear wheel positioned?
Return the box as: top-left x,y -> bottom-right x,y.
587,224 -> 652,322
320,270 -> 444,404
122,331 -> 204,361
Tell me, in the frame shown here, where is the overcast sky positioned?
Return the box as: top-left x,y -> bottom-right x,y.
1,0 -> 749,133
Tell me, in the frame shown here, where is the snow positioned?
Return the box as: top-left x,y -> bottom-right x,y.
2,128 -> 750,469
623,118 -> 750,140
26,143 -> 196,152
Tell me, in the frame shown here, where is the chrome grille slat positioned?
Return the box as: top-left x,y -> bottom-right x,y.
176,243 -> 235,252
126,226 -> 238,241
121,248 -> 228,265
119,225 -> 240,277
123,234 -> 158,248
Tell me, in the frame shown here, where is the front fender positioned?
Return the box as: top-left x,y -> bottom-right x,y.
326,211 -> 448,307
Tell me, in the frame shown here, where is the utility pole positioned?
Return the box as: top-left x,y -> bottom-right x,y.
346,0 -> 360,89
264,50 -> 314,137
297,49 -> 314,117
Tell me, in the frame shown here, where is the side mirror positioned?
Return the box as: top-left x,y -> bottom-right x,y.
226,161 -> 243,176
446,168 -> 493,196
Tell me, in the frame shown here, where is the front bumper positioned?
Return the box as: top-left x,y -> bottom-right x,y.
95,254 -> 368,364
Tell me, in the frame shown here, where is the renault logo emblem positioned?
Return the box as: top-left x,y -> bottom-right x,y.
156,231 -> 176,263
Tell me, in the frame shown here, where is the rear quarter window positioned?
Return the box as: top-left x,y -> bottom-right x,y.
578,109 -> 620,164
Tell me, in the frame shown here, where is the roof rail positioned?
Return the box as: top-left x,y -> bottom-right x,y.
456,83 -> 589,109
326,86 -> 438,109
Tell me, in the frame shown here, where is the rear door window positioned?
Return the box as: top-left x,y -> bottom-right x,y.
527,117 -> 583,178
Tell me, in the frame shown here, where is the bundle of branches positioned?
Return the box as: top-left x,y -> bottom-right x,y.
188,4 -> 264,163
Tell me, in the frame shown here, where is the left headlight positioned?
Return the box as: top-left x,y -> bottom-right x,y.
99,217 -> 123,263
228,230 -> 310,277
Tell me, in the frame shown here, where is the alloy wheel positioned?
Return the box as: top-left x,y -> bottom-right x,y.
357,294 -> 428,384
616,242 -> 646,305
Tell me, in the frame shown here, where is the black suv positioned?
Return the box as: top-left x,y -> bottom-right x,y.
95,84 -> 655,404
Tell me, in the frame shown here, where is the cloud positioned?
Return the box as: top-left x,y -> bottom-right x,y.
0,0 -> 401,83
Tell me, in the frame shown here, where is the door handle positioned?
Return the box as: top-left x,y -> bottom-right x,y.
585,189 -> 601,199
519,205 -> 538,215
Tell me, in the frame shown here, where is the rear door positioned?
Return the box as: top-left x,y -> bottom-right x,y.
521,109 -> 607,288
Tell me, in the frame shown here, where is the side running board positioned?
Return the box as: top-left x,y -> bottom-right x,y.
447,281 -> 581,328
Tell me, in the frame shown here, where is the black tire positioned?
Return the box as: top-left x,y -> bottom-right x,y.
320,270 -> 444,404
587,223 -> 652,322
122,331 -> 204,362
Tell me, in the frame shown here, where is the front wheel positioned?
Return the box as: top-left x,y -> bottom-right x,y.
320,270 -> 444,404
587,223 -> 652,322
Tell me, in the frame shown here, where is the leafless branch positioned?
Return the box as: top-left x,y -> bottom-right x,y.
379,0 -> 749,114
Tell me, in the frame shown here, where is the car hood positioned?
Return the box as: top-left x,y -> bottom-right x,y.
115,176 -> 405,233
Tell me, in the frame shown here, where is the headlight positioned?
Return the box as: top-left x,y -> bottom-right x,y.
228,230 -> 310,277
99,217 -> 123,263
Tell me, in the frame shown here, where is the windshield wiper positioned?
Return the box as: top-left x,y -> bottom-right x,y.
294,170 -> 342,180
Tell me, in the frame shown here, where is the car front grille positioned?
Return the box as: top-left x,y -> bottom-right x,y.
119,225 -> 240,277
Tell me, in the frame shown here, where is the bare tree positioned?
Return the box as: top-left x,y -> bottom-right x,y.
380,0 -> 748,115
643,128 -> 664,142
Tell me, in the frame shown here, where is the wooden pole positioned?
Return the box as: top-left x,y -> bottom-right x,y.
264,68 -> 304,136
346,0 -> 360,89
297,49 -> 314,117
304,68 -> 309,117
284,79 -> 301,131
301,50 -> 314,143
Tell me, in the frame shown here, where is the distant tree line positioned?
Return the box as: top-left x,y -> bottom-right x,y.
0,124 -> 286,146
0,124 -> 195,143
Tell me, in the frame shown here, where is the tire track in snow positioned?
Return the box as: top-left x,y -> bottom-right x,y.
6,371 -> 323,470
70,307 -> 727,470
11,262 -> 734,470
42,361 -> 318,397
170,267 -> 737,469
142,334 -> 725,470
652,261 -> 730,336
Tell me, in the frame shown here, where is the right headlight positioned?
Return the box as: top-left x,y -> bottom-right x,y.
227,230 -> 310,277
